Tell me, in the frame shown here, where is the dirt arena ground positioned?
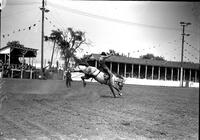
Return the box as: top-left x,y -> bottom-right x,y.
0,79 -> 199,140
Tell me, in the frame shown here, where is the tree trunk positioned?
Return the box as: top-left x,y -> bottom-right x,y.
50,41 -> 56,68
64,57 -> 71,71
66,58 -> 69,70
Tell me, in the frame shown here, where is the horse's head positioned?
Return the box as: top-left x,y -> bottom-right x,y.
114,75 -> 125,90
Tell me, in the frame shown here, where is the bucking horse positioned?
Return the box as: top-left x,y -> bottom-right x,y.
72,64 -> 125,98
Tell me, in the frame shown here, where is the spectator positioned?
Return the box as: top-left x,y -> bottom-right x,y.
0,60 -> 3,78
6,65 -> 11,78
65,69 -> 72,88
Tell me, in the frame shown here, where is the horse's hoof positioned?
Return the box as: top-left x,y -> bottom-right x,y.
119,92 -> 122,96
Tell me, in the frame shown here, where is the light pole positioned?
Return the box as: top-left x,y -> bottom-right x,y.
0,9 -> 1,49
0,0 -> 7,49
40,0 -> 49,78
180,22 -> 191,87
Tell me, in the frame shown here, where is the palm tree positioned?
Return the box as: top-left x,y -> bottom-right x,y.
57,28 -> 89,70
45,30 -> 62,68
46,28 -> 90,70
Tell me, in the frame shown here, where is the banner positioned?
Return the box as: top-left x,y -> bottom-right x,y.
2,22 -> 39,39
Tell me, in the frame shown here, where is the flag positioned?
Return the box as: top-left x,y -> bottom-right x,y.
0,0 -> 6,10
34,25 -> 39,33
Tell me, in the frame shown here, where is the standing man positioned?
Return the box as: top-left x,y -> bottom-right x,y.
65,69 -> 72,88
0,60 -> 3,78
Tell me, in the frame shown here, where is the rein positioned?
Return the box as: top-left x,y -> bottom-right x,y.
92,69 -> 101,78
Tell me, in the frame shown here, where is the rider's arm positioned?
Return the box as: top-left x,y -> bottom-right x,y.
101,53 -> 113,61
87,54 -> 92,59
84,54 -> 92,60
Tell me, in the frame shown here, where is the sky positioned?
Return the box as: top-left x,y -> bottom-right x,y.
1,0 -> 200,67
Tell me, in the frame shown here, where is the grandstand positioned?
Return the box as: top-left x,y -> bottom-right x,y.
87,54 -> 199,87
0,45 -> 38,79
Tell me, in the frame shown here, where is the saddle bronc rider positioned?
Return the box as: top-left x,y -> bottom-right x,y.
98,52 -> 113,84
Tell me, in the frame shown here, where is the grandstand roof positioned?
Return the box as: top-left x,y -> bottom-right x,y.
0,45 -> 37,57
89,54 -> 199,70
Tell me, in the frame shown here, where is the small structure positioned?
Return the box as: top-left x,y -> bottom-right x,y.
0,45 -> 38,79
87,54 -> 199,87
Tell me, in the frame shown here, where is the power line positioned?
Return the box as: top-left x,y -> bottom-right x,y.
2,21 -> 40,39
4,1 -> 200,36
52,4 -> 200,35
133,40 -> 199,62
48,6 -> 75,31
46,11 -> 65,30
2,9 -> 41,39
44,16 -> 60,30
7,2 -> 40,6
48,4 -> 182,32
2,8 -> 37,19
184,40 -> 200,52
132,42 -> 182,61
184,48 -> 199,60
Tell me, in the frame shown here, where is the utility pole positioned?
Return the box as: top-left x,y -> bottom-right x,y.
40,0 -> 49,78
180,22 -> 191,87
0,9 -> 1,49
0,0 -> 7,49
